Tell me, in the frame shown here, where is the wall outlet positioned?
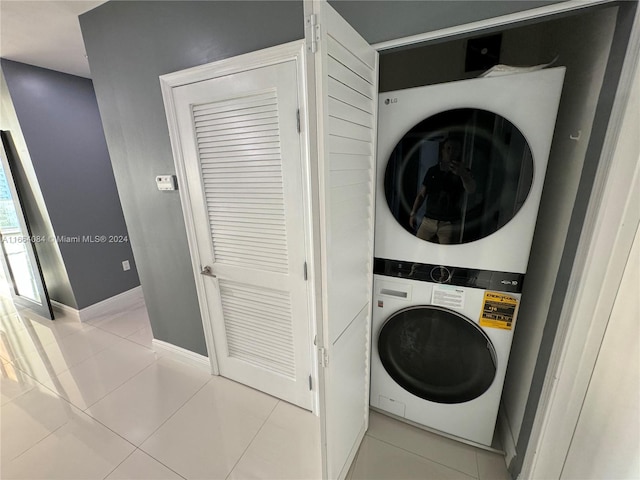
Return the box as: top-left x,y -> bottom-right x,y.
156,174 -> 178,191
122,260 -> 131,271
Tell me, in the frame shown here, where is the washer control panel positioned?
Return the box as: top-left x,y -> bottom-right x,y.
373,257 -> 524,293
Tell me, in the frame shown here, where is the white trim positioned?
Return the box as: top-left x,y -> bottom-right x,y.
372,0 -> 611,51
497,405 -> 518,466
521,7 -> 640,478
152,339 -> 212,373
51,300 -> 81,319
80,286 -> 144,323
160,53 -> 219,377
51,286 -> 144,323
160,40 -> 308,87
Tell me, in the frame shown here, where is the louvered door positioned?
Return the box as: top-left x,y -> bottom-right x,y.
169,57 -> 313,410
308,1 -> 379,478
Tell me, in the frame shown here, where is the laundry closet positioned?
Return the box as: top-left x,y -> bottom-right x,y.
159,1 -> 628,478
369,1 -> 622,458
362,3 -> 626,475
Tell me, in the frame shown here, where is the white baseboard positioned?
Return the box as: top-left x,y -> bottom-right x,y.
53,286 -> 144,323
51,300 -> 81,320
80,286 -> 144,323
152,339 -> 211,373
497,404 -> 518,467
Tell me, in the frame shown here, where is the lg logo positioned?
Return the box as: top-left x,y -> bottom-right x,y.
384,98 -> 398,105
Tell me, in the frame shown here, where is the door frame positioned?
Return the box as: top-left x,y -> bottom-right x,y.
160,41 -> 320,414
0,130 -> 54,319
367,0 -> 638,477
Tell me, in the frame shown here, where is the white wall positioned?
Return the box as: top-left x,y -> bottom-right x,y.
559,43 -> 640,477
561,223 -> 639,479
501,7 -> 618,442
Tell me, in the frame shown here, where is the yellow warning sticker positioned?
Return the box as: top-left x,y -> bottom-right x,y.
480,291 -> 518,330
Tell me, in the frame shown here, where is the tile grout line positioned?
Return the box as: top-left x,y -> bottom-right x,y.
4,353 -> 158,467
89,314 -> 150,342
5,393 -> 114,464
0,302 -> 156,470
81,355 -> 161,412
224,399 -> 282,480
7,335 -> 147,411
100,446 -> 138,480
4,354 -> 89,410
100,447 -> 188,480
365,432 -> 479,479
6,401 -> 162,478
4,319 -> 127,382
0,365 -> 40,405
136,375 -> 214,449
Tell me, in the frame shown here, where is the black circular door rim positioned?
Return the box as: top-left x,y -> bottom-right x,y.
378,304 -> 498,404
383,108 -> 535,245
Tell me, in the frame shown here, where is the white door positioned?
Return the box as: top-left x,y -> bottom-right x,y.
168,57 -> 313,410
307,1 -> 379,478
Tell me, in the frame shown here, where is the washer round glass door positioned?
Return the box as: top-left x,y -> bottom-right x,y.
378,305 -> 497,404
384,108 -> 534,244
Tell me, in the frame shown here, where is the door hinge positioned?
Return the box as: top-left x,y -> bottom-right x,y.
305,14 -> 319,53
296,109 -> 301,133
303,261 -> 308,280
308,375 -> 313,391
318,347 -> 328,368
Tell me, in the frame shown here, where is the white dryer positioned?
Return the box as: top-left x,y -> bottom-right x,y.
375,68 -> 565,274
370,271 -> 521,446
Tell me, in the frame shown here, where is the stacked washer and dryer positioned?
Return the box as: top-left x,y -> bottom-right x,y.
370,68 -> 566,447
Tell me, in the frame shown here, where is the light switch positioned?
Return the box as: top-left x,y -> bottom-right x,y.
156,175 -> 178,191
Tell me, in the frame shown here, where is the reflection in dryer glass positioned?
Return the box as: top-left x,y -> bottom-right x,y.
384,109 -> 533,244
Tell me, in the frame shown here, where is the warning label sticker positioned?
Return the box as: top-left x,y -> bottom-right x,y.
480,291 -> 518,330
432,285 -> 465,310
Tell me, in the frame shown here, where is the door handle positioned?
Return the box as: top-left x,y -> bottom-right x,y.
201,265 -> 216,278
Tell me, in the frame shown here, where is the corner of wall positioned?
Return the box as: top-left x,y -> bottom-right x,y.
0,66 -> 77,308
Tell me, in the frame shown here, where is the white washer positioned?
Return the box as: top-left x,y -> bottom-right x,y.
375,68 -> 565,274
370,273 -> 520,446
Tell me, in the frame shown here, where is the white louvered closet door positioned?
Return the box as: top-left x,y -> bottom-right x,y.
309,1 -> 378,478
172,59 -> 312,410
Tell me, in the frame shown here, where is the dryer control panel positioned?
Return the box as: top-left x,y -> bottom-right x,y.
373,257 -> 524,293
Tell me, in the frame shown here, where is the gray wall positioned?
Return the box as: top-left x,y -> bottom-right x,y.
79,0 -> 304,356
1,60 -> 140,309
0,70 -> 76,307
329,0 -> 565,44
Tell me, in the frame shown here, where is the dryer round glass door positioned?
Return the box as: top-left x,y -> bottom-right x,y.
384,108 -> 534,245
378,305 -> 497,404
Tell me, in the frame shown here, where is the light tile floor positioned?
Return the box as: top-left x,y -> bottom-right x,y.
0,292 -> 510,479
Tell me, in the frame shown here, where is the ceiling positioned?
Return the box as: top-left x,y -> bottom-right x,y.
0,1 -> 107,78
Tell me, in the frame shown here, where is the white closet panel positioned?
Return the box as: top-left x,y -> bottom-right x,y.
163,51 -> 313,411
309,1 -> 379,478
325,34 -> 376,345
